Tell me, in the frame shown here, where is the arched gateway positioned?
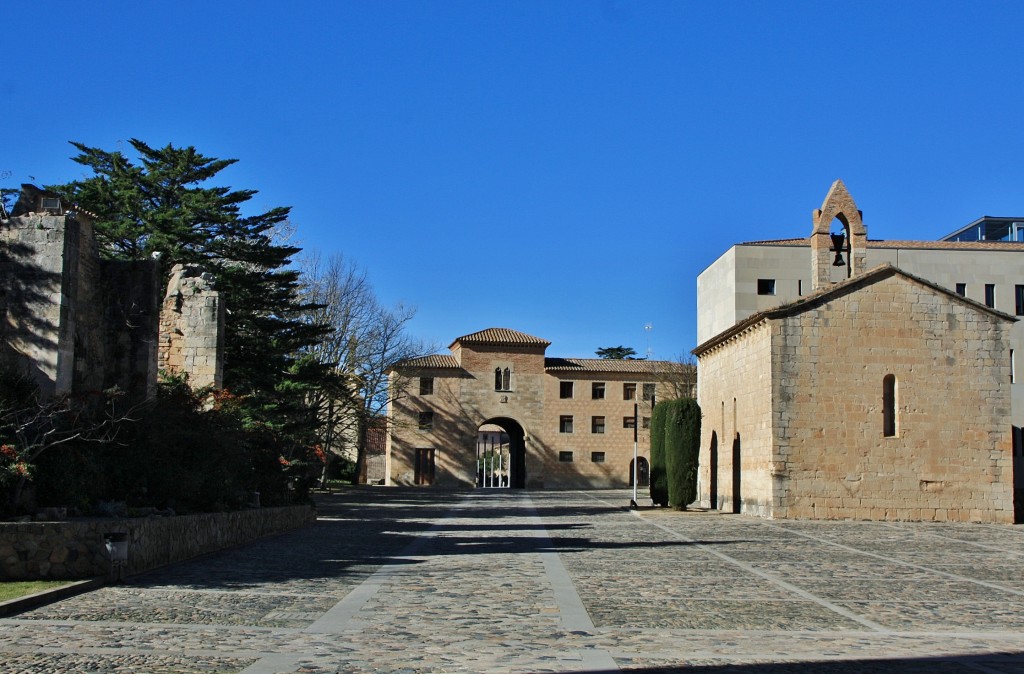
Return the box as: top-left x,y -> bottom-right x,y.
477,417 -> 526,489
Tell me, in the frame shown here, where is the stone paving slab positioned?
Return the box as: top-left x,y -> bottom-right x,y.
1,488 -> 1023,673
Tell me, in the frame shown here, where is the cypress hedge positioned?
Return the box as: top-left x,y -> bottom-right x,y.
649,402 -> 669,507
664,398 -> 701,510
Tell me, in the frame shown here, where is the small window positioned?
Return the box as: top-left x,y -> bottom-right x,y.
798,279 -> 803,296
591,452 -> 605,463
559,451 -> 573,462
1016,285 -> 1024,316
1013,349 -> 1016,384
560,381 -> 574,399
623,416 -> 636,429
495,367 -> 511,391
956,283 -> 967,297
559,415 -> 573,433
642,383 -> 656,401
418,411 -> 434,431
419,377 -> 434,396
591,416 -> 605,434
985,284 -> 996,308
882,375 -> 897,437
623,383 -> 636,400
757,279 -> 776,295
592,382 -> 605,399
642,416 -> 650,429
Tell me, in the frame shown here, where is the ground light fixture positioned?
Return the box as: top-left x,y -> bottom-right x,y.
104,531 -> 129,582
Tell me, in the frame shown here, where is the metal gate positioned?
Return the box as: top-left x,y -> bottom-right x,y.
476,435 -> 510,488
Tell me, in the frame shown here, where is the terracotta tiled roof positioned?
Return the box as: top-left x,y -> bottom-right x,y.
692,264 -> 1017,357
544,357 -> 684,374
739,237 -> 1024,252
391,354 -> 460,369
451,328 -> 551,348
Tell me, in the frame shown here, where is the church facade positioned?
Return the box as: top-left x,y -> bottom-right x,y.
694,181 -> 1020,522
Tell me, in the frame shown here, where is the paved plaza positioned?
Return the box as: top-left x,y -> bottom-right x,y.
1,489 -> 1024,673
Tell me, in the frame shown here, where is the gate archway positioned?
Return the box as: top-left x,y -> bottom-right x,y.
476,417 -> 526,489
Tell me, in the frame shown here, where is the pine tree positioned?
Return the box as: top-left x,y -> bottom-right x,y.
52,139 -> 335,462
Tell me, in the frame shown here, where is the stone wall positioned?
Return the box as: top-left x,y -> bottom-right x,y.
696,320 -> 775,515
2,187 -> 223,399
774,273 -> 1014,522
0,505 -> 315,580
158,264 -> 224,388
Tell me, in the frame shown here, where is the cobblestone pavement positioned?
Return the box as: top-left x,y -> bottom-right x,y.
2,489 -> 1024,673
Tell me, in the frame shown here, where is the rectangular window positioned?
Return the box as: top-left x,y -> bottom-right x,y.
559,451 -> 573,462
559,415 -> 573,433
591,416 -> 605,434
642,383 -> 656,401
419,377 -> 434,396
560,381 -> 574,399
1013,349 -> 1016,384
1016,285 -> 1024,316
757,279 -> 776,295
985,284 -> 996,308
642,416 -> 651,429
956,282 -> 967,297
592,382 -> 605,399
418,411 -> 434,431
623,416 -> 636,429
798,279 -> 803,296
591,452 -> 606,463
623,383 -> 637,400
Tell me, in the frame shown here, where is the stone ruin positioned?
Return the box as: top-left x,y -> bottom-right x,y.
0,184 -> 224,400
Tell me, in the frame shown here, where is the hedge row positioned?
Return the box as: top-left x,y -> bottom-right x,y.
649,398 -> 701,509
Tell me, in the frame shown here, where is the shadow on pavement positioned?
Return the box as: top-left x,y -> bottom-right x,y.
578,652 -> 1024,672
121,489 -> 746,590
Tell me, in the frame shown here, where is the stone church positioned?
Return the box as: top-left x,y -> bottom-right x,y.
693,182 -> 1019,522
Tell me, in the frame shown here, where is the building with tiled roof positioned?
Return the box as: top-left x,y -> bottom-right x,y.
695,180 -> 1022,522
385,330 -> 692,489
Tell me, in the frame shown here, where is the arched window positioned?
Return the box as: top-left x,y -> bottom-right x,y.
494,368 -> 502,391
502,367 -> 511,391
883,374 -> 897,437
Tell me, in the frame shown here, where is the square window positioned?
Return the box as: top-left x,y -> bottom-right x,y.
592,382 -> 605,399
418,411 -> 434,431
559,451 -> 574,462
642,416 -> 651,429
642,383 -> 656,400
985,284 -> 996,308
956,282 -> 967,297
591,416 -> 605,434
623,416 -> 636,429
419,377 -> 434,396
623,383 -> 636,400
757,279 -> 776,295
559,415 -> 574,433
591,452 -> 606,463
560,381 -> 574,399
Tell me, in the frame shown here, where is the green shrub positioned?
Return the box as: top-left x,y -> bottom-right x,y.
649,402 -> 668,506
665,398 -> 701,510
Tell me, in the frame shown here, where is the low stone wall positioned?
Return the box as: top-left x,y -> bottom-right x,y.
0,505 -> 315,580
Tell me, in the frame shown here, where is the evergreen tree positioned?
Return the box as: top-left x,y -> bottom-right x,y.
52,140 -> 335,462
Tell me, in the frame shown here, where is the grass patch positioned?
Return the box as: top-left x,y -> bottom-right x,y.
0,581 -> 70,602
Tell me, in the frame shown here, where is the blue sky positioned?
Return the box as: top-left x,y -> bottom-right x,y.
4,1 -> 1024,359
